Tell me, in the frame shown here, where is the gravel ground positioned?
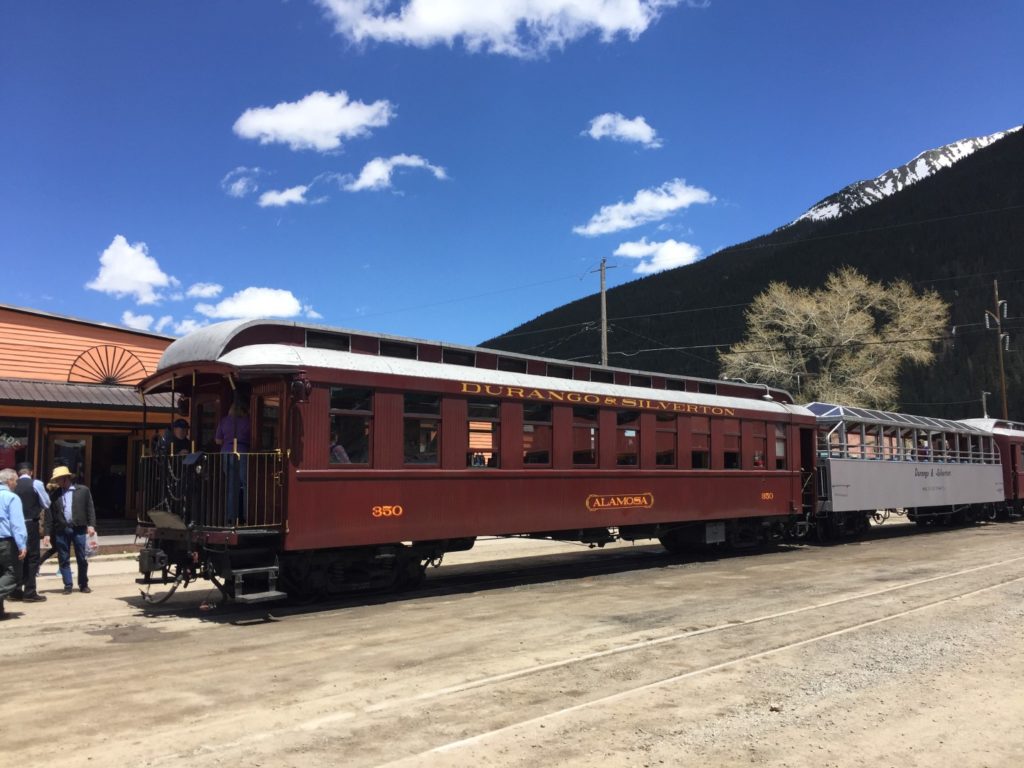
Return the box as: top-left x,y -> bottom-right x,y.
3,521 -> 1023,767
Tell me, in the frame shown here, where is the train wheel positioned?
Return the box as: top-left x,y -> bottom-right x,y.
658,531 -> 687,555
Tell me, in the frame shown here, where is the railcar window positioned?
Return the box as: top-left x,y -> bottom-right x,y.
547,364 -> 573,379
329,387 -> 372,465
775,424 -> 787,470
443,349 -> 475,367
698,382 -> 717,395
692,416 -> 710,469
655,412 -> 676,467
616,410 -> 640,467
750,421 -> 766,469
523,403 -> 552,466
403,394 -> 440,465
257,396 -> 281,451
572,406 -> 599,466
467,398 -> 500,468
589,370 -> 614,384
666,379 -> 686,391
630,375 -> 651,388
380,340 -> 417,360
306,330 -> 350,351
497,357 -> 528,373
723,418 -> 741,470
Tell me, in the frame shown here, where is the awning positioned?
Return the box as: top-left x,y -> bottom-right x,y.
0,378 -> 174,411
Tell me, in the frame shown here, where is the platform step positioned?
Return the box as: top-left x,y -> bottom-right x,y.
234,590 -> 288,604
230,566 -> 280,576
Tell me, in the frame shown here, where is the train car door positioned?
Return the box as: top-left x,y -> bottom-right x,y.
799,427 -> 816,515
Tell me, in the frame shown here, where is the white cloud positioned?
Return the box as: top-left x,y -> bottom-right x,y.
186,282 -> 223,299
220,166 -> 263,198
585,112 -> 662,148
86,235 -> 179,304
233,90 -> 394,152
317,0 -> 685,57
573,178 -> 714,236
174,318 -> 207,335
343,154 -> 447,192
613,237 -> 702,274
121,310 -> 154,331
154,315 -> 174,333
258,185 -> 310,208
304,305 -> 324,320
195,287 -> 307,320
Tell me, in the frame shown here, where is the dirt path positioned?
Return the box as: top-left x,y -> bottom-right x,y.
4,523 -> 1023,767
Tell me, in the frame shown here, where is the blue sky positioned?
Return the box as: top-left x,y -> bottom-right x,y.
2,1 -> 1022,346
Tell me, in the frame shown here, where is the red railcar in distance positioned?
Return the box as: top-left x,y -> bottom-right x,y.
961,418 -> 1024,516
136,319 -> 818,603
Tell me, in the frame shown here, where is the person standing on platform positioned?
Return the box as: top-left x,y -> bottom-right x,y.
0,468 -> 28,620
215,401 -> 251,526
42,465 -> 96,595
9,462 -> 47,602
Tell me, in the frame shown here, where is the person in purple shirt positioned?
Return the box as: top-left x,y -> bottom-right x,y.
215,402 -> 251,526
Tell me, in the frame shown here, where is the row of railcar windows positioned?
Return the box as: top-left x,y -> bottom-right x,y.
327,388 -> 787,470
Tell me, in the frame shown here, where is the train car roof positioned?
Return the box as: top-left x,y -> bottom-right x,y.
807,402 -> 991,436
151,318 -> 802,409
960,418 -> 1024,438
213,343 -> 814,418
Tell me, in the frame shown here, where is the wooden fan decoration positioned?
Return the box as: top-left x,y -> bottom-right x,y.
67,345 -> 148,385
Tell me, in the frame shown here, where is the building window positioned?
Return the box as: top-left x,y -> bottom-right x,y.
572,406 -> 599,466
329,387 -> 372,464
655,413 -> 676,467
404,393 -> 440,465
775,424 -> 787,470
523,403 -> 552,466
691,416 -> 710,469
616,410 -> 640,466
467,398 -> 500,467
0,419 -> 31,468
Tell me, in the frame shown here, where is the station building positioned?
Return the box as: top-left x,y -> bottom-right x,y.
0,303 -> 174,528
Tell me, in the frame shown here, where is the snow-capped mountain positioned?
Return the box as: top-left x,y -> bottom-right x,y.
792,125 -> 1022,225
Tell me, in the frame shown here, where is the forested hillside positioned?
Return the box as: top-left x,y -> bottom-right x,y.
484,128 -> 1024,419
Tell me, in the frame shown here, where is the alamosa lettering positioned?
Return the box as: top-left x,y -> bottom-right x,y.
586,493 -> 655,512
459,382 -> 735,416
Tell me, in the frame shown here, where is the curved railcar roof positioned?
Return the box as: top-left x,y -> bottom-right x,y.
151,318 -> 803,411
807,402 -> 990,435
960,418 -> 1024,437
216,343 -> 812,418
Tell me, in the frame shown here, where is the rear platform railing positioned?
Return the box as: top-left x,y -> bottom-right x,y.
138,450 -> 285,530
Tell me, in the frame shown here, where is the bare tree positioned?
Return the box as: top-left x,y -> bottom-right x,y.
719,267 -> 948,407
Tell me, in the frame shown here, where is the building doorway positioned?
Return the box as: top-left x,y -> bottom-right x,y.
46,431 -> 131,524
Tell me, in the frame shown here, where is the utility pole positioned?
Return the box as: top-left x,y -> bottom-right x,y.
592,258 -> 616,366
984,280 -> 1010,420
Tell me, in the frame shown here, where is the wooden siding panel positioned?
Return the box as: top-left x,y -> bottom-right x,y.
1,308 -> 170,384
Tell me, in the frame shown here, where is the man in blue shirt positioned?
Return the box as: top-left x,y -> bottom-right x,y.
0,467 -> 29,620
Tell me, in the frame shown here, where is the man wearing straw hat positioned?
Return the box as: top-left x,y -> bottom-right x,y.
42,465 -> 96,595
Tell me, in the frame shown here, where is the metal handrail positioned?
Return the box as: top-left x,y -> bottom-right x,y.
138,450 -> 284,530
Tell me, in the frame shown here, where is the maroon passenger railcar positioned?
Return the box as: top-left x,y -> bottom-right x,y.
961,418 -> 1024,516
136,320 -> 818,602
